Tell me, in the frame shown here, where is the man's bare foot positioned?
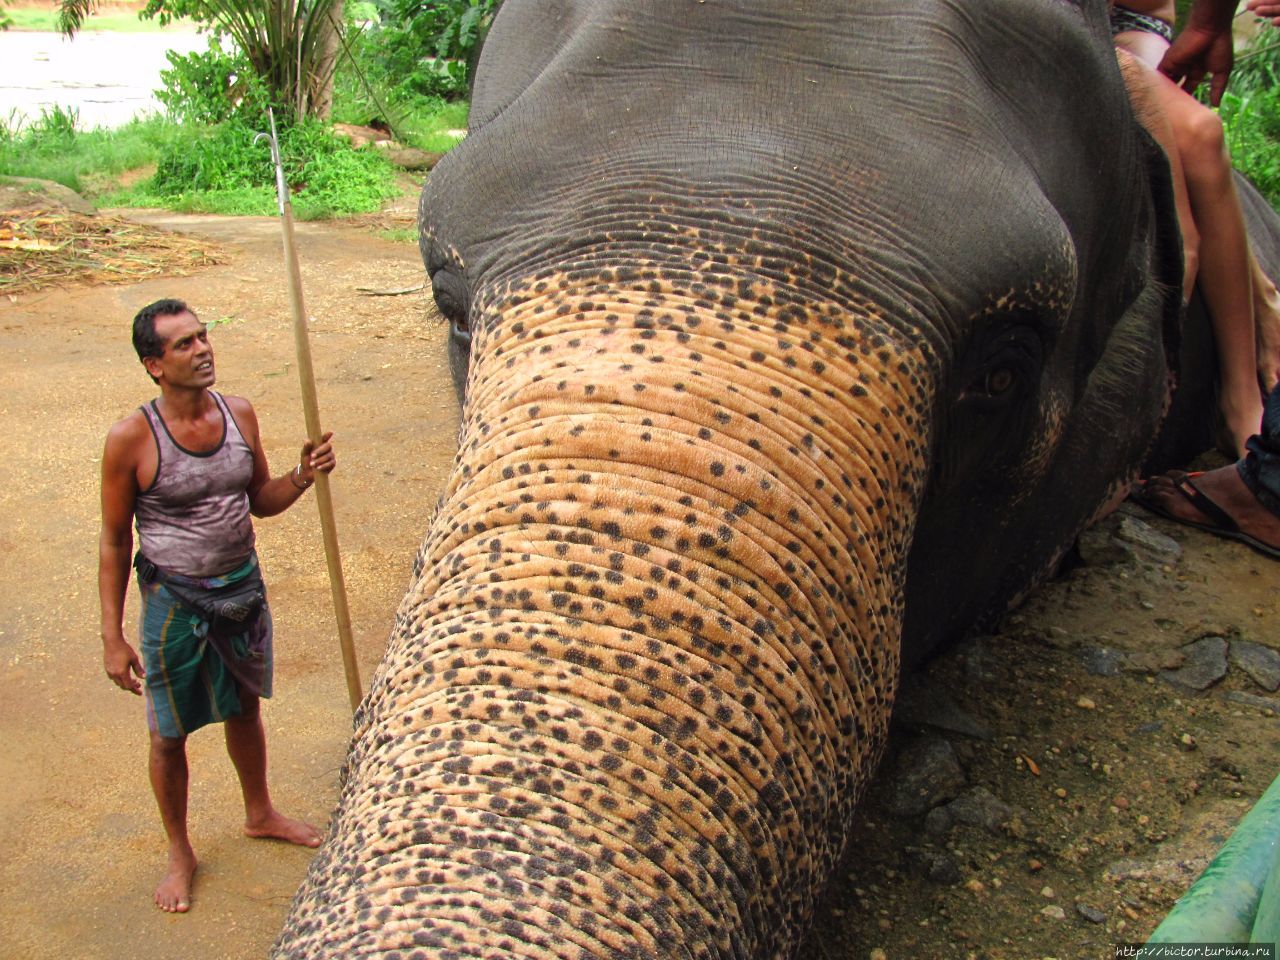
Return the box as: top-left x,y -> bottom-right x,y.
1132,463 -> 1280,559
155,845 -> 196,913
244,810 -> 322,847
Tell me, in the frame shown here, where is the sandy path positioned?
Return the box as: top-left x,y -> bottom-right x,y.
0,207 -> 458,959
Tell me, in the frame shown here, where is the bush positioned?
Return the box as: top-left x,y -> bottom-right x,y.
354,0 -> 497,100
1221,88 -> 1280,208
156,37 -> 269,126
143,115 -> 398,218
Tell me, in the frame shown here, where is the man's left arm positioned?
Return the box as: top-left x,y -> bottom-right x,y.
230,397 -> 336,518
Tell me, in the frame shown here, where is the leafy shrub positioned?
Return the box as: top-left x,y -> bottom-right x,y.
357,0 -> 498,100
145,115 -> 397,217
156,37 -> 268,125
27,104 -> 81,145
1221,87 -> 1280,208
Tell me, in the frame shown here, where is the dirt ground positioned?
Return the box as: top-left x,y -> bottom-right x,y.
1,189 -> 1277,960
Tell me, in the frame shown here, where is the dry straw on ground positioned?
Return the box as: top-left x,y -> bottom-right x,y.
0,208 -> 224,296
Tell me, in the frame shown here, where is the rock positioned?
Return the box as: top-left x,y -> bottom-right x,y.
941,786 -> 1022,835
0,176 -> 97,215
923,805 -> 953,837
1076,696 -> 1096,710
883,736 -> 967,816
1080,645 -> 1125,677
1114,515 -> 1183,562
383,147 -> 444,171
1076,903 -> 1106,924
329,125 -> 443,170
1230,640 -> 1280,692
892,675 -> 994,741
1222,690 -> 1278,713
903,846 -> 962,884
332,122 -> 395,148
1160,636 -> 1229,691
1076,526 -> 1139,567
1040,905 -> 1067,920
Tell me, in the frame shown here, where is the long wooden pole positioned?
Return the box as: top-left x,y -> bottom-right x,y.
260,109 -> 363,712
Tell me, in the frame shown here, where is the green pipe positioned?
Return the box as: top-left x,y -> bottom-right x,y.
1139,772 -> 1280,951
1253,839 -> 1280,945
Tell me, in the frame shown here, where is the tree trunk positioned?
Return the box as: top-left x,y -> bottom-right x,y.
310,0 -> 344,119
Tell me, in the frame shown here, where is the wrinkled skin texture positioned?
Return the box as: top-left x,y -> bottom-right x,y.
275,2 -> 1277,959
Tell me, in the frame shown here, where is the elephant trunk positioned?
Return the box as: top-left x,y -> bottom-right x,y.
276,274 -> 934,960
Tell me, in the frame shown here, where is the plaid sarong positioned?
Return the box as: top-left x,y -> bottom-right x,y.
138,555 -> 273,738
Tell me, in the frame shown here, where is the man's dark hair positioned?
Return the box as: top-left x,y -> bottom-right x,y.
133,299 -> 196,382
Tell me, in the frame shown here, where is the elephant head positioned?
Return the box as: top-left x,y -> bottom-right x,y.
276,1 -> 1184,957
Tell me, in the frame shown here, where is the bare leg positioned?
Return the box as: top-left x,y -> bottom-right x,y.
149,731 -> 197,913
1118,32 -> 1264,457
1251,249 -> 1280,392
223,690 -> 322,847
1115,46 -> 1200,299
1173,98 -> 1265,456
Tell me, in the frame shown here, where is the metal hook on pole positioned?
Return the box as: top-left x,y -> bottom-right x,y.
255,107 -> 363,713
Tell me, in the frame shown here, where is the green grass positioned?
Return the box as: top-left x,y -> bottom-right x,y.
0,95 -> 467,219
4,6 -> 189,31
409,101 -> 469,152
378,227 -> 418,244
0,112 -> 182,195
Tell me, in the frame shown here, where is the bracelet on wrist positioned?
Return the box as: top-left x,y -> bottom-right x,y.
290,463 -> 313,490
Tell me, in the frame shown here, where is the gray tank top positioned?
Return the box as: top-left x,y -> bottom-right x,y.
135,391 -> 256,577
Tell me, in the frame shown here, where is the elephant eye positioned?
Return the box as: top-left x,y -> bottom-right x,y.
431,269 -> 470,331
981,367 -> 1016,397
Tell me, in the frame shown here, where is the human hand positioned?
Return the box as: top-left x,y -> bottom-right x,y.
1246,0 -> 1280,27
298,431 -> 336,485
1158,21 -> 1235,105
104,636 -> 145,695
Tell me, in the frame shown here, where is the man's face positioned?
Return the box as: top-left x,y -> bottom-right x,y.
144,311 -> 215,388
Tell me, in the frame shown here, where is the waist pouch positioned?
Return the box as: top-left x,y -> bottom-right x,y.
135,551 -> 266,638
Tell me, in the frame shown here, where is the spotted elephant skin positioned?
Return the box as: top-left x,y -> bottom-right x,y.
276,2 -> 1276,958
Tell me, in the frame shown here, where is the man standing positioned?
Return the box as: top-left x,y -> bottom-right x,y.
99,298 -> 336,913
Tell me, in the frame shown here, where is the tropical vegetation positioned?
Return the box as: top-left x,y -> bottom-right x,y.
1,0 -> 491,220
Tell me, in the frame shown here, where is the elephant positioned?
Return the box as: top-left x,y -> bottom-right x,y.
275,1 -> 1280,958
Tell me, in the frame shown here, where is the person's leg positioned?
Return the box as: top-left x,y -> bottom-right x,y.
1167,89 -> 1266,456
222,689 -> 322,846
1250,249 -> 1280,393
149,731 -> 197,913
1239,383 -> 1280,511
1117,28 -> 1264,456
1115,41 -> 1200,300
